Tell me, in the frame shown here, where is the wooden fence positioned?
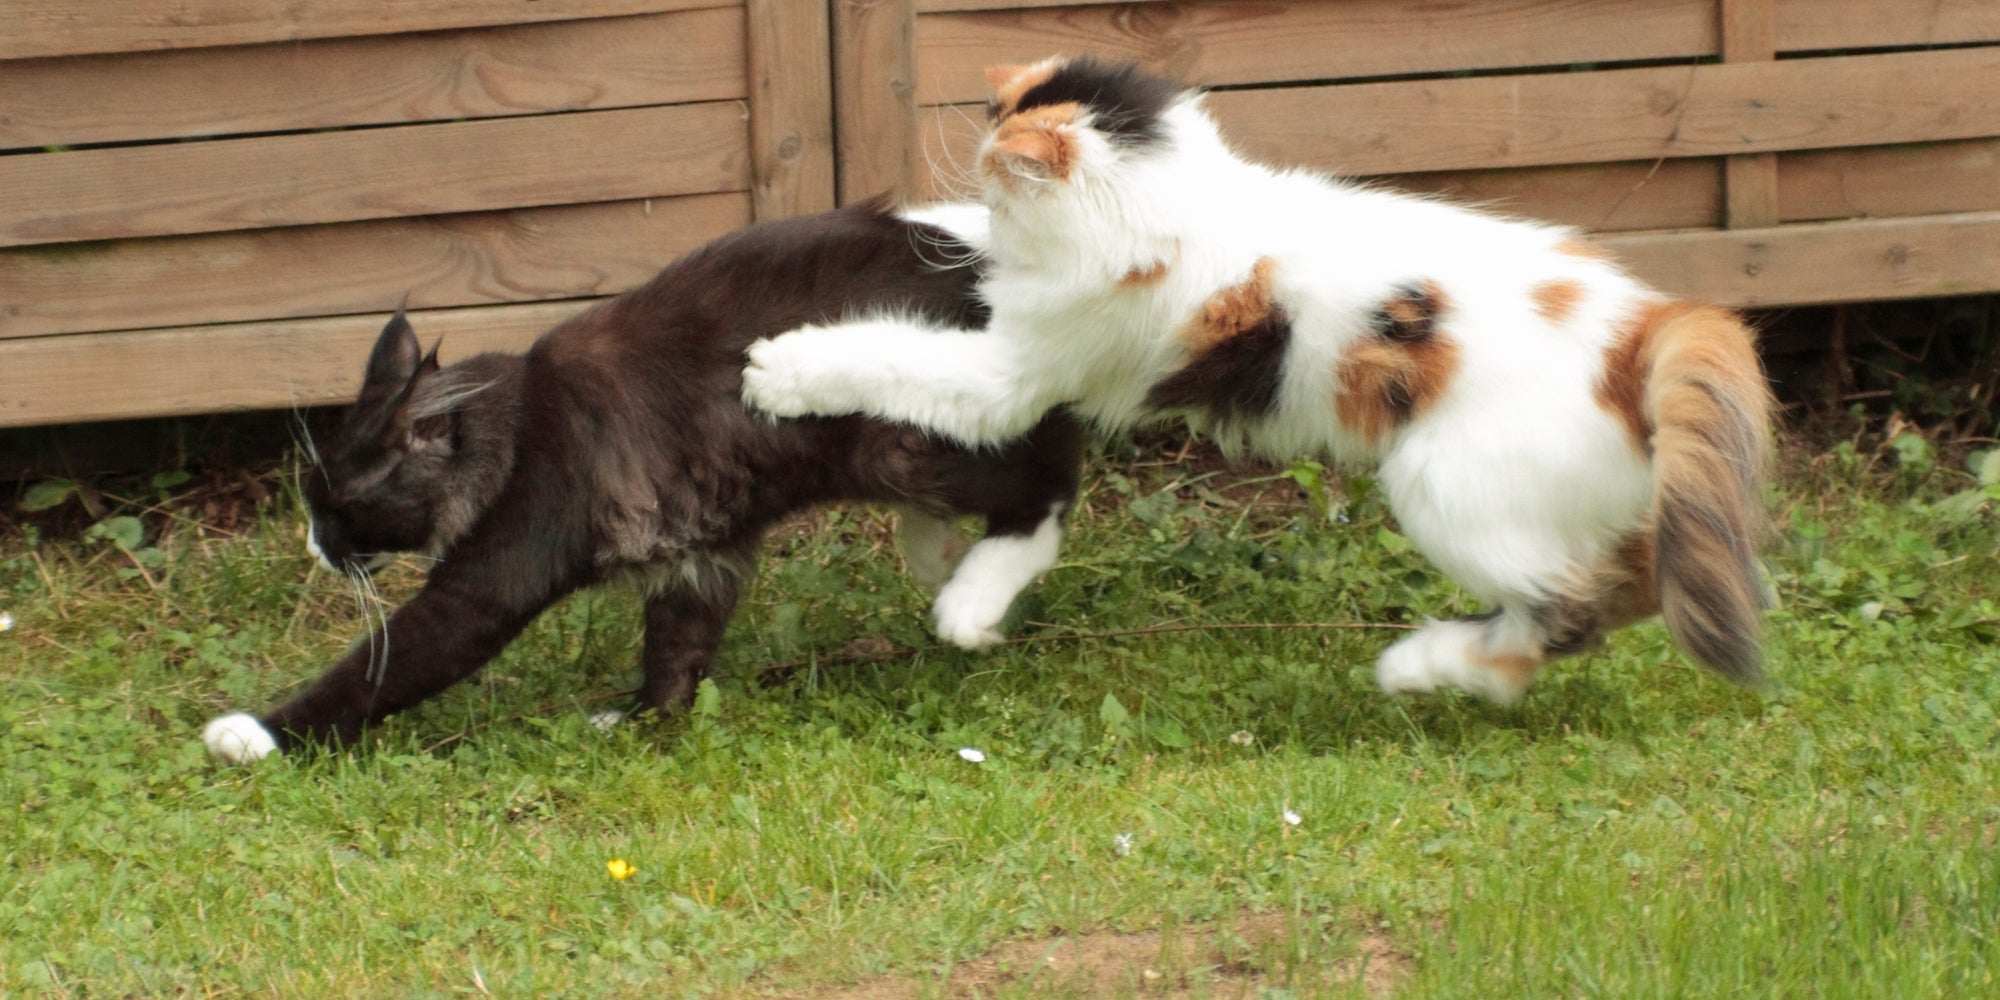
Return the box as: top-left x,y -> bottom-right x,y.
0,0 -> 831,427
4,0 -> 1999,428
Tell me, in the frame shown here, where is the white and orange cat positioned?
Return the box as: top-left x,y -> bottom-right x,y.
743,57 -> 1774,703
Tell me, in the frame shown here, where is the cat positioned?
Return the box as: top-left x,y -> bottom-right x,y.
740,57 -> 1774,704
203,199 -> 1082,763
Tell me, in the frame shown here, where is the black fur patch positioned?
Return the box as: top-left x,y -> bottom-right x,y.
1372,283 -> 1444,341
1012,57 -> 1183,149
1145,307 -> 1293,419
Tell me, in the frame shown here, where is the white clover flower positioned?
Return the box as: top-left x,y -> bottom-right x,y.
1229,730 -> 1254,746
1282,806 -> 1302,827
957,747 -> 986,763
1113,832 -> 1134,857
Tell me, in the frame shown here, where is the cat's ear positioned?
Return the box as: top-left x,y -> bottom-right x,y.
984,64 -> 1031,91
361,310 -> 424,404
986,128 -> 1066,183
409,339 -> 451,445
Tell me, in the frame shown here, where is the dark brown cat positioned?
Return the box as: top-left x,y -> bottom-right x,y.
204,200 -> 1081,762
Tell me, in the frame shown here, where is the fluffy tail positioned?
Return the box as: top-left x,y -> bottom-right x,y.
1635,304 -> 1774,683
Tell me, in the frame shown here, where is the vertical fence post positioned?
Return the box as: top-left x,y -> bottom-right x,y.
1720,0 -> 1779,229
831,0 -> 916,204
746,0 -> 835,220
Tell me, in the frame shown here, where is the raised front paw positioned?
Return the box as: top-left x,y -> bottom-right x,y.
204,712 -> 280,764
741,330 -> 862,419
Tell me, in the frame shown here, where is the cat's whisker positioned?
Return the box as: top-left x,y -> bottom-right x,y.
924,102 -> 987,204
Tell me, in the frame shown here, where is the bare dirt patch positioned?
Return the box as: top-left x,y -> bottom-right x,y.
755,913 -> 1410,999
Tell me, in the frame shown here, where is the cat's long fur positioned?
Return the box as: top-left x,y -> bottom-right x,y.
204,200 -> 1081,763
742,58 -> 1774,702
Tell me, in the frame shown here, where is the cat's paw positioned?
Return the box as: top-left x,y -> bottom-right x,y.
933,582 -> 1011,650
589,709 -> 627,732
203,712 -> 280,764
741,330 -> 861,419
1375,623 -> 1530,705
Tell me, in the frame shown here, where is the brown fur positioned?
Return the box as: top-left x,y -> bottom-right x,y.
1531,280 -> 1584,325
987,62 -> 1058,119
987,102 -> 1081,180
1593,301 -> 1773,682
1187,258 -> 1277,352
1556,238 -> 1609,261
1119,251 -> 1176,288
1333,282 -> 1459,444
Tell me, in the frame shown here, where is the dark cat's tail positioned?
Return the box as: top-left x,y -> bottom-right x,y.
1625,303 -> 1774,683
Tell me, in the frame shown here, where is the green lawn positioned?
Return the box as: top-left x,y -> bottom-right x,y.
3,430 -> 1997,998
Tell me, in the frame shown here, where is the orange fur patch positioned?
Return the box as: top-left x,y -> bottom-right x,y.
1333,282 -> 1458,444
1532,280 -> 1584,325
1596,299 -> 1700,452
986,101 -> 1081,180
1184,258 -> 1278,352
1119,255 -> 1175,288
1556,238 -> 1609,261
987,61 -> 1059,120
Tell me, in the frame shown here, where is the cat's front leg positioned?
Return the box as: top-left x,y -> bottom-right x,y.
742,318 -> 1056,447
630,556 -> 746,718
204,579 -> 549,762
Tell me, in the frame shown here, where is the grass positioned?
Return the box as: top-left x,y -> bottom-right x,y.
3,426 -> 1999,997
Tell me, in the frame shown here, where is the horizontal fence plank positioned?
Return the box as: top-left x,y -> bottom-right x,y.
1778,0 -> 2000,51
1780,139 -> 2000,224
1599,210 -> 2000,307
0,103 -> 751,246
919,0 -> 1148,10
0,302 -> 585,427
1379,160 -> 1721,233
0,8 -> 747,149
2,0 -> 734,61
0,193 -> 750,340
915,0 -> 1716,106
911,105 -> 1722,230
1199,46 -> 2000,176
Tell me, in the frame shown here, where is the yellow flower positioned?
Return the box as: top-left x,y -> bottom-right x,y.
606,859 -> 637,881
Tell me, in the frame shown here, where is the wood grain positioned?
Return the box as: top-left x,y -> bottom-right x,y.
1720,0 -> 1779,229
0,9 -> 747,149
1,0 -> 734,61
747,0 -> 835,219
1599,210 -> 2000,307
1777,0 -> 2000,51
1200,47 -> 2000,177
1780,140 -> 2000,224
832,0 -> 918,204
0,194 -> 750,340
0,103 -> 751,246
915,0 -> 1716,106
0,302 -> 589,426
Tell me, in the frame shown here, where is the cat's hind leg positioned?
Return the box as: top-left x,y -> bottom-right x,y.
934,503 -> 1067,649
896,507 -> 970,593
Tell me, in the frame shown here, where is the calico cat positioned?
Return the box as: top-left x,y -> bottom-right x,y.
203,199 -> 1081,763
741,57 -> 1774,704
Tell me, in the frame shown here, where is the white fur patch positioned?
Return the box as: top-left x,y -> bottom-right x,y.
203,712 -> 280,764
305,523 -> 335,573
933,506 -> 1065,649
589,709 -> 627,732
1375,619 -> 1531,705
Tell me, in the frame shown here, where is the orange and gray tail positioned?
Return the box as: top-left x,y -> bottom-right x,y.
1634,304 -> 1774,682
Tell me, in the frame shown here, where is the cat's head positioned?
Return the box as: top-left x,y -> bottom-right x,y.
302,312 -> 520,574
976,56 -> 1193,203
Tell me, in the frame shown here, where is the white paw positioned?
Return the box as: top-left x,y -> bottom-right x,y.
933,587 -> 1009,650
741,330 -> 860,418
204,712 -> 280,764
1374,622 -> 1530,705
589,709 -> 627,732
